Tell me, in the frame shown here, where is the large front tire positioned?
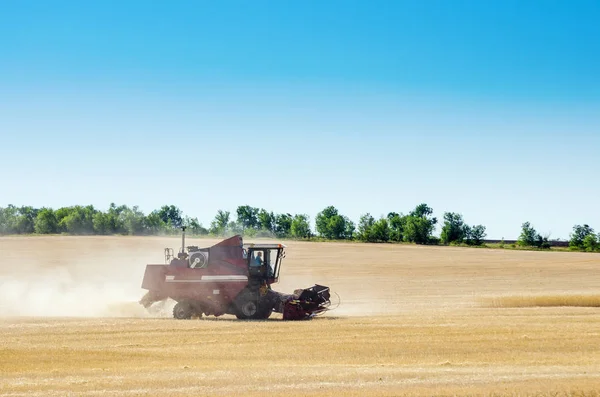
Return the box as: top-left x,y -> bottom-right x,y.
234,291 -> 273,320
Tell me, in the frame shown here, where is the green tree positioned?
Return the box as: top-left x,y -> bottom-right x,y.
290,214 -> 311,239
465,224 -> 487,246
404,216 -> 436,244
106,203 -> 127,234
357,213 -> 375,242
517,222 -> 538,247
315,206 -> 353,239
184,216 -> 208,236
210,210 -> 230,236
582,234 -> 599,252
145,210 -> 167,235
388,212 -> 406,242
92,212 -> 112,235
315,206 -> 338,238
327,215 -> 346,239
344,216 -> 356,240
569,224 -> 595,250
403,203 -> 437,244
440,212 -> 466,245
59,205 -> 96,234
34,208 -> 58,234
91,203 -> 126,235
54,207 -> 70,233
328,215 -> 354,240
157,205 -> 183,230
517,221 -> 550,249
0,205 -> 18,234
370,217 -> 390,242
258,209 -> 275,233
274,213 -> 293,238
410,203 -> 435,219
10,206 -> 37,234
0,205 -> 38,234
236,205 -> 259,231
119,206 -> 146,235
536,234 -> 551,249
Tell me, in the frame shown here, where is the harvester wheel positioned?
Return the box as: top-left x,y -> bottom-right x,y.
234,289 -> 275,320
235,300 -> 259,319
235,299 -> 274,320
173,301 -> 193,320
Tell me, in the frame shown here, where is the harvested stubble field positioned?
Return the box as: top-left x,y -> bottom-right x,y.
1,236 -> 600,397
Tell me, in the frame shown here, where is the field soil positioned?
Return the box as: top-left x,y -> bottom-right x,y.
1,235 -> 599,396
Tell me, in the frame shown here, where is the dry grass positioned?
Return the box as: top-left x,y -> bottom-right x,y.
482,294 -> 600,308
1,236 -> 600,396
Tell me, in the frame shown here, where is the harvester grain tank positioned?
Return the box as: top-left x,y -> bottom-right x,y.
139,228 -> 333,320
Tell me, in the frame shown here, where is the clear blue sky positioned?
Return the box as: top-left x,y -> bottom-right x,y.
1,0 -> 599,240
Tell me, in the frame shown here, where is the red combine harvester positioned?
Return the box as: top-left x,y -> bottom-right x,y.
139,228 -> 333,320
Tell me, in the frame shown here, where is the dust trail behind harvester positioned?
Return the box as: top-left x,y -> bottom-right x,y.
0,271 -> 149,317
0,236 -> 193,318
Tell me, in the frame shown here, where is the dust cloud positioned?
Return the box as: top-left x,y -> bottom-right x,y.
0,236 -> 180,318
0,269 -> 149,317
274,266 -> 398,318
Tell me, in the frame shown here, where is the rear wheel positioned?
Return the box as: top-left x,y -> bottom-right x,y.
173,301 -> 194,319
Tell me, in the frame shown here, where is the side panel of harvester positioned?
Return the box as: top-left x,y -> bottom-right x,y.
140,236 -> 251,315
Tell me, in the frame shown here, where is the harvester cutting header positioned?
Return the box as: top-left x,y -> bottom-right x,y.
139,228 -> 335,320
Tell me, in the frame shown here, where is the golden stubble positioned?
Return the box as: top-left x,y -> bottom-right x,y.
0,236 -> 599,396
482,294 -> 600,308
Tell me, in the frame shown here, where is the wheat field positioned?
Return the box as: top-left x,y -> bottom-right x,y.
1,235 -> 599,396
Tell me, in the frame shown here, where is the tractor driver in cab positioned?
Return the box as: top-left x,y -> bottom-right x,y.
251,251 -> 263,267
250,251 -> 274,278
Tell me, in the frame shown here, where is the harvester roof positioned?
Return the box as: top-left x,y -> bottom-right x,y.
243,243 -> 287,249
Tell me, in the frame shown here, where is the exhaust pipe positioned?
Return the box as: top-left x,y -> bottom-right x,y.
177,226 -> 187,260
181,226 -> 186,253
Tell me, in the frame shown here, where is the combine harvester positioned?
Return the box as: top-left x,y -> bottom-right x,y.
139,228 -> 335,320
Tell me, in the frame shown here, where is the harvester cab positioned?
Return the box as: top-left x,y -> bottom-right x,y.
243,243 -> 285,285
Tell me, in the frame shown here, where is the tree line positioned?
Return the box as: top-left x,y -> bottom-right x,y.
0,203 -> 598,252
0,204 -> 199,236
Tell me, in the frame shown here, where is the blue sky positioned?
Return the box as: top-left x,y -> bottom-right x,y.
1,0 -> 599,239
